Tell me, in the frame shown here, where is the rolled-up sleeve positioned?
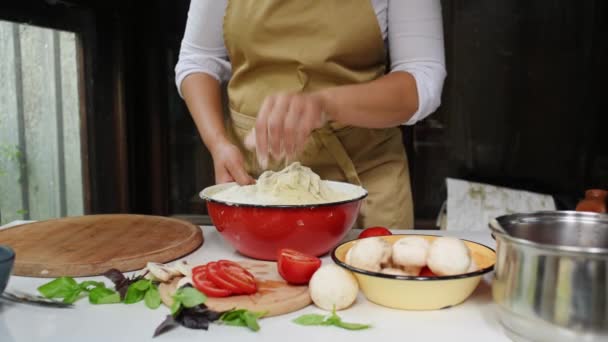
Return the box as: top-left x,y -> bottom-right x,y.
388,0 -> 447,125
175,0 -> 231,97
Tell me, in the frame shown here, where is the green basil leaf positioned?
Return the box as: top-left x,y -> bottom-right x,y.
124,285 -> 146,304
144,285 -> 161,309
174,287 -> 206,308
170,299 -> 182,316
131,279 -> 151,292
221,319 -> 248,327
334,321 -> 371,330
89,287 -> 121,304
293,314 -> 327,326
38,277 -> 79,299
78,281 -> 105,291
220,309 -> 246,322
62,288 -> 84,304
242,311 -> 261,332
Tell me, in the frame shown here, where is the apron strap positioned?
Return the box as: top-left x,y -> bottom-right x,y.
313,128 -> 362,186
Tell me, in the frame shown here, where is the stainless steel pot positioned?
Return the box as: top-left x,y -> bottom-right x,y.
490,211 -> 608,342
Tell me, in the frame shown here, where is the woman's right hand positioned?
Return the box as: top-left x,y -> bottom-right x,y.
210,141 -> 255,185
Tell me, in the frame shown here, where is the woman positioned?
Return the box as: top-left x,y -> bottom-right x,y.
176,0 -> 446,229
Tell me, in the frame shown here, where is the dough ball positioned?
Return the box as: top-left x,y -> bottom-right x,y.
309,264 -> 359,311
427,237 -> 471,276
392,236 -> 430,268
381,266 -> 421,276
346,237 -> 391,272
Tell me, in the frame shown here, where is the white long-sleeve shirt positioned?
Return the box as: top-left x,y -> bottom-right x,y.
175,0 -> 446,125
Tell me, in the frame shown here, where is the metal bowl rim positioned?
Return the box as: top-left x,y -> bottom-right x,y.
491,211 -> 608,255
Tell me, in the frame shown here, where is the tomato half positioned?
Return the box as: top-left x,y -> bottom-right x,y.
193,272 -> 232,297
358,226 -> 392,239
277,248 -> 322,285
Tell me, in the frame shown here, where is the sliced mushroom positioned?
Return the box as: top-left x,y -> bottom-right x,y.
176,276 -> 193,289
145,262 -> 173,282
174,260 -> 192,277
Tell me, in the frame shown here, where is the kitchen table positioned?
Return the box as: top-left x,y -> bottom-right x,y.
0,222 -> 510,342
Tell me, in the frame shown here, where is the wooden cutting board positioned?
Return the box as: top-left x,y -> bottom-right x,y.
159,261 -> 311,317
0,214 -> 203,277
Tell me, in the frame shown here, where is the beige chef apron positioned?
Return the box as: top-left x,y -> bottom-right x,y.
223,0 -> 414,229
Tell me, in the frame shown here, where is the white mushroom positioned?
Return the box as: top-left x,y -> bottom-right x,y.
427,237 -> 472,276
176,276 -> 193,289
381,266 -> 421,276
346,237 -> 391,272
174,260 -> 192,277
309,264 -> 359,311
391,236 -> 430,268
145,262 -> 173,282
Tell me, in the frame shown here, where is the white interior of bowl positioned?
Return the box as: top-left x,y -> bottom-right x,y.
200,180 -> 367,206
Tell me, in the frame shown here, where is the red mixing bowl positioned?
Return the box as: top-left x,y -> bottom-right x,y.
200,181 -> 367,260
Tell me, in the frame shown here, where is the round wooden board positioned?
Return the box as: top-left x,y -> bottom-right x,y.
159,261 -> 311,317
0,214 -> 204,277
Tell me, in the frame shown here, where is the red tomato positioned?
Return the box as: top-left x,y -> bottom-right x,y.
358,226 -> 392,239
193,272 -> 232,297
277,249 -> 322,285
419,266 -> 437,277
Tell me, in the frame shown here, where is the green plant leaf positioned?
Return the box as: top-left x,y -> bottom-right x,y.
38,277 -> 79,299
292,310 -> 371,331
124,285 -> 146,304
293,314 -> 327,326
243,311 -> 261,332
79,281 -> 105,291
173,287 -> 206,308
219,309 -> 265,331
89,287 -> 121,304
131,279 -> 151,292
62,288 -> 85,304
144,285 -> 161,309
334,321 -> 371,330
170,299 -> 182,316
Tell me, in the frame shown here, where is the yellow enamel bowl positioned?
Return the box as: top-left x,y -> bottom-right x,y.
331,234 -> 497,310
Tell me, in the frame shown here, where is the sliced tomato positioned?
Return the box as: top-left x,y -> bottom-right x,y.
193,264 -> 207,275
217,262 -> 257,295
218,260 -> 255,281
193,272 -> 232,297
358,226 -> 392,239
419,266 -> 437,277
277,248 -> 322,285
207,261 -> 243,293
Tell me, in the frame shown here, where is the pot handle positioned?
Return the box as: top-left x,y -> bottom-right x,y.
489,218 -> 508,236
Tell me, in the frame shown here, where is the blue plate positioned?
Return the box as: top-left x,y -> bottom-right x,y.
0,245 -> 15,294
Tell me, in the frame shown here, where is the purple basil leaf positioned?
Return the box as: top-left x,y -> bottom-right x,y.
153,315 -> 179,338
103,269 -> 145,300
102,269 -> 126,286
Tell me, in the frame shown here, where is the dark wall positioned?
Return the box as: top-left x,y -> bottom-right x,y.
411,0 -> 608,220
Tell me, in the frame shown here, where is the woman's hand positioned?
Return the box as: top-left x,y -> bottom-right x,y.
210,141 -> 255,185
244,92 -> 327,167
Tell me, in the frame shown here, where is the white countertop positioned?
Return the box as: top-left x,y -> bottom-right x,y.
0,223 -> 510,342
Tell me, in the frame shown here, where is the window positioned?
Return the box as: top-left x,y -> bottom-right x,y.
0,20 -> 84,225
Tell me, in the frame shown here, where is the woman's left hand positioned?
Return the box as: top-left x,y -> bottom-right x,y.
244,92 -> 327,168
